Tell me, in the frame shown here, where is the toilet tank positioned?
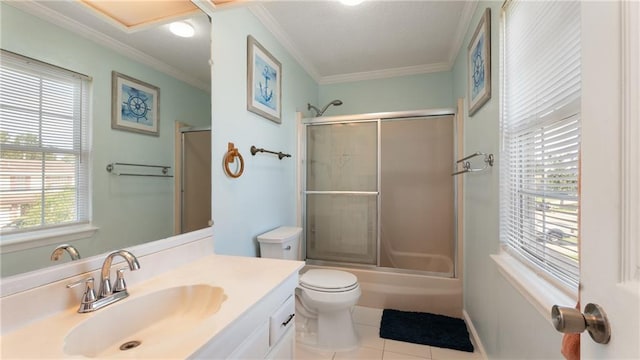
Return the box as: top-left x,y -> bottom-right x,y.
257,226 -> 302,260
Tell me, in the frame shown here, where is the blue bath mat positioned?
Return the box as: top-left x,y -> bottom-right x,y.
380,309 -> 474,352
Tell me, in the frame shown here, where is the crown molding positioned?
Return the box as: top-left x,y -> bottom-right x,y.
319,62 -> 451,85
192,0 -> 217,17
249,4 -> 321,83
7,1 -> 209,92
448,0 -> 479,66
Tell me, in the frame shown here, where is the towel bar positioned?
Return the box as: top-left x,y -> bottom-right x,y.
250,145 -> 291,160
106,162 -> 172,177
452,152 -> 494,176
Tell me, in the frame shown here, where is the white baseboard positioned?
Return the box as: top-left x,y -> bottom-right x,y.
463,309 -> 487,359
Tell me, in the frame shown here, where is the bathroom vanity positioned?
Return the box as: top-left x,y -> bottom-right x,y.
0,229 -> 304,358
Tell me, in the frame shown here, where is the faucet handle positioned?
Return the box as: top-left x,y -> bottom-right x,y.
114,267 -> 129,293
67,277 -> 97,310
66,276 -> 93,289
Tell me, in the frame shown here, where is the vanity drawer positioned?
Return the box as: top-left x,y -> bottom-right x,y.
269,295 -> 295,346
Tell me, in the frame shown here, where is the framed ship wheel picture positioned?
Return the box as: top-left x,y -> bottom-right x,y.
111,71 -> 160,136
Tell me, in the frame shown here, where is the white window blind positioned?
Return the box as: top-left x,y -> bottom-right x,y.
0,50 -> 90,234
500,1 -> 581,290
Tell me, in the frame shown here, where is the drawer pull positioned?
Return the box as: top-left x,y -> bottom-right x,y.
281,313 -> 295,327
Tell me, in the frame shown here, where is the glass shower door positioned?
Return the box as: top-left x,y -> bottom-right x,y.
305,121 -> 378,265
379,116 -> 455,275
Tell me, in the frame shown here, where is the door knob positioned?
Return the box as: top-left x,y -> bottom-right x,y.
551,303 -> 611,344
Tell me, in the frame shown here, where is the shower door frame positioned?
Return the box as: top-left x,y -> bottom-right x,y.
299,108 -> 459,278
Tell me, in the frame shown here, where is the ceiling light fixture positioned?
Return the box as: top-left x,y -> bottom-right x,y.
340,0 -> 364,6
169,21 -> 195,38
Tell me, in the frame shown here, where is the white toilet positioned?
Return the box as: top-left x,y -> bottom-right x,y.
257,226 -> 361,352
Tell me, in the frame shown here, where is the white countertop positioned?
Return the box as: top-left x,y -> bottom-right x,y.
0,254 -> 304,359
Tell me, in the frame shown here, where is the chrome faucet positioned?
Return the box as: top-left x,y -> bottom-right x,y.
50,244 -> 81,261
98,250 -> 140,298
68,250 -> 140,313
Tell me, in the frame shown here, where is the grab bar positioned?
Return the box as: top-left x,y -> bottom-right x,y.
452,152 -> 494,176
250,145 -> 291,160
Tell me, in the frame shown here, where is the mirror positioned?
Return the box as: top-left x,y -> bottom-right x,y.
0,1 -> 211,276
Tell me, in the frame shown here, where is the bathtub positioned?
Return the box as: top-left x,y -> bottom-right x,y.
381,250 -> 454,276
303,263 -> 462,318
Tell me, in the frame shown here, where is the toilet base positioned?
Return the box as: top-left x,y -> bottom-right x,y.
295,304 -> 359,352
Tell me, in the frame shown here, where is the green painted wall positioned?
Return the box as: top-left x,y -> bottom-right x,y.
318,71 -> 454,116
210,8 -> 318,256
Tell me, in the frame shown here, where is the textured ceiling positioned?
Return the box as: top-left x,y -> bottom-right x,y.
256,1 -> 476,83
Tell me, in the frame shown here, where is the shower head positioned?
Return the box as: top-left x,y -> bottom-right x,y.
307,99 -> 343,117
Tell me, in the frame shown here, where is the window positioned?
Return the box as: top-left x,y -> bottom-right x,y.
0,50 -> 90,235
500,1 -> 581,290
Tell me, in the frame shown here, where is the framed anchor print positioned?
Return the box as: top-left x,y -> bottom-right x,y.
467,8 -> 491,116
111,71 -> 160,136
247,35 -> 282,124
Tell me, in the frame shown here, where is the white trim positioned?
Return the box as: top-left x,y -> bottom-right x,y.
0,224 -> 98,254
7,1 -> 209,92
295,111 -> 304,230
0,227 -> 213,297
463,309 -> 487,359
621,0 -> 640,282
249,4 -> 321,83
192,0 -> 217,17
318,62 -> 450,85
492,252 -> 577,325
447,1 -> 479,66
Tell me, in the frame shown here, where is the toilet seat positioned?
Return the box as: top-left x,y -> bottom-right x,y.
299,269 -> 358,293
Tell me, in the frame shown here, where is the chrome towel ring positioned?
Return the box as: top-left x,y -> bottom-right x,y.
223,142 -> 244,178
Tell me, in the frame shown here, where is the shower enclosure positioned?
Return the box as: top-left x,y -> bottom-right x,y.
302,109 -> 456,278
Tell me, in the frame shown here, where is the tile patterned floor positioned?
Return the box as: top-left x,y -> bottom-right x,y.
295,306 -> 483,360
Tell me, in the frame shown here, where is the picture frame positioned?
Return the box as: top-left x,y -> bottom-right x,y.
468,8 -> 491,116
111,71 -> 160,136
247,35 -> 282,124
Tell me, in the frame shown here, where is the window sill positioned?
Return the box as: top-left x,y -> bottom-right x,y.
491,252 -> 578,326
0,224 -> 98,254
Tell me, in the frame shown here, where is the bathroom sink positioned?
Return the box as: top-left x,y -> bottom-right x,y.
63,284 -> 226,358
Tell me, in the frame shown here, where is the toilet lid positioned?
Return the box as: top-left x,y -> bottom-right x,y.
299,269 -> 358,292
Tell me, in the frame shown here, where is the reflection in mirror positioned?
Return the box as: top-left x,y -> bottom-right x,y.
0,1 -> 212,277
177,127 -> 212,233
